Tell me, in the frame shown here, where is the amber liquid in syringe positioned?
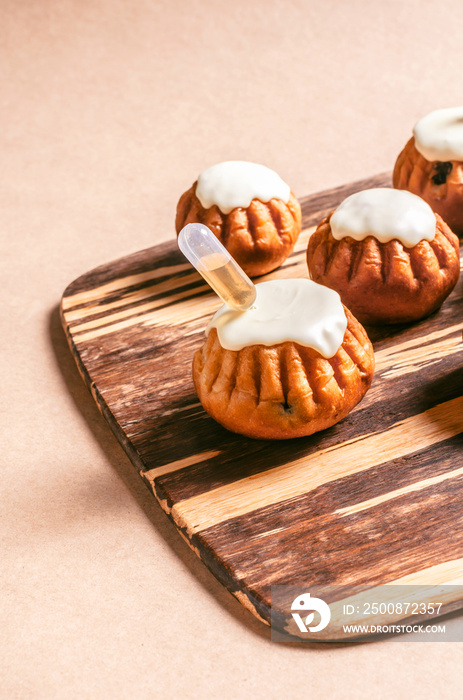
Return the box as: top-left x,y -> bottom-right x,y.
198,253 -> 256,310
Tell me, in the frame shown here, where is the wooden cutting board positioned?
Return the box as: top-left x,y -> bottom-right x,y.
61,173 -> 463,639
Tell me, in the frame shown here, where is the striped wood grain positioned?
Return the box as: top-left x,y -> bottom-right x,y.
61,173 -> 463,638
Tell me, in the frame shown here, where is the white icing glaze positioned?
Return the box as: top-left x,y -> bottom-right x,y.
196,161 -> 290,215
330,188 -> 436,247
206,278 -> 347,358
413,107 -> 463,162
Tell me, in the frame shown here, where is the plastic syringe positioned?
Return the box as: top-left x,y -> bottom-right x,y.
178,223 -> 257,310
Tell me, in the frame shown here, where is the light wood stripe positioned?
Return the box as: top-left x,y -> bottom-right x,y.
142,450 -> 222,484
67,282 -> 211,333
336,465 -> 463,517
158,401 -> 202,418
379,334 -> 462,379
64,271 -> 201,322
71,294 -> 221,343
171,397 -> 463,534
388,558 -> 463,586
61,262 -> 191,310
375,323 -> 463,374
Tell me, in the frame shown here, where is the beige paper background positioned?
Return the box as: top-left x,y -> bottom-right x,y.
1,1 -> 462,697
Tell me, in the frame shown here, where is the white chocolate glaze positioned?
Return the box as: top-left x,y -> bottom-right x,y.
413,107 -> 463,162
196,161 -> 290,215
330,188 -> 436,247
206,278 -> 347,358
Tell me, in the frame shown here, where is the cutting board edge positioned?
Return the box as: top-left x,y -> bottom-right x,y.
59,300 -> 273,627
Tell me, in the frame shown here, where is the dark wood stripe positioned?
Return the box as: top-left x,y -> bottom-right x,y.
199,435 -> 463,568
193,444 -> 463,611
